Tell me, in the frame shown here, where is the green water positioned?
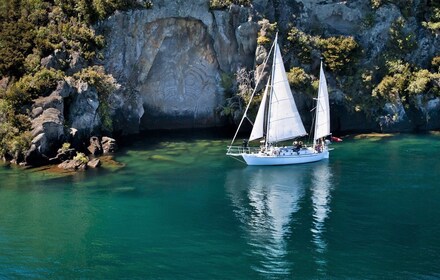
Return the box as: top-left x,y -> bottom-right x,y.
1,132 -> 440,279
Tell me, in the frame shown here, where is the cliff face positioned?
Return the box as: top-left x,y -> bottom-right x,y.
98,0 -> 259,133
97,0 -> 440,134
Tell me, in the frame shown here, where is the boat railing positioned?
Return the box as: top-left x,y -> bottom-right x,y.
226,146 -> 261,156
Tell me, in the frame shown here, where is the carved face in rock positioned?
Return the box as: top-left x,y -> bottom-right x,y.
134,19 -> 221,129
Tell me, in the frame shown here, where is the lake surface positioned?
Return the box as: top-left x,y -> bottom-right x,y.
1,132 -> 440,279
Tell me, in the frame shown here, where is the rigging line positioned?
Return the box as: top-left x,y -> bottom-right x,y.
245,116 -> 254,126
227,155 -> 246,164
227,39 -> 276,153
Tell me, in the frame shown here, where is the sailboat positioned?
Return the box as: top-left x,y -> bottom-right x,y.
226,34 -> 332,166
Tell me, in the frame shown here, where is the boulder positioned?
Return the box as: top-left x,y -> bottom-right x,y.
58,159 -> 87,171
88,136 -> 103,156
87,158 -> 101,168
27,108 -> 66,165
101,136 -> 117,154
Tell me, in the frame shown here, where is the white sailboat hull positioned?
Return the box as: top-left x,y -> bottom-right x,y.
241,149 -> 329,166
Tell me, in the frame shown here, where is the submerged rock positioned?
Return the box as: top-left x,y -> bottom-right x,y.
58,159 -> 87,171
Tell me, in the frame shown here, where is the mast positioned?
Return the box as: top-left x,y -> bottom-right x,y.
265,33 -> 278,150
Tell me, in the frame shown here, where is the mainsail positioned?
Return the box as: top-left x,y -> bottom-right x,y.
267,42 -> 306,143
314,62 -> 330,141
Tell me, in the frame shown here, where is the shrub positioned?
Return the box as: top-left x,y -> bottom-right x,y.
287,27 -> 314,64
287,67 -> 318,96
431,56 -> 440,71
407,69 -> 431,95
209,0 -> 252,10
257,35 -> 270,46
73,152 -> 89,164
61,142 -> 71,152
387,17 -> 417,57
5,68 -> 64,110
318,36 -> 360,73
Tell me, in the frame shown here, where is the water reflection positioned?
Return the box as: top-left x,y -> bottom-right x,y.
225,163 -> 333,278
310,163 -> 332,274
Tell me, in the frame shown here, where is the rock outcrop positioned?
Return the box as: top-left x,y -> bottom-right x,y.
98,1 -> 260,133
101,136 -> 117,154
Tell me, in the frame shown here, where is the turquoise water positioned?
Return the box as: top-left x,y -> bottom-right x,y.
1,132 -> 440,279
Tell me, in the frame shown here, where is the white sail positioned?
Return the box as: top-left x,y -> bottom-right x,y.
314,62 -> 330,141
267,43 -> 307,143
249,78 -> 270,141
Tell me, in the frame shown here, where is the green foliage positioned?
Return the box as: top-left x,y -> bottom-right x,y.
219,68 -> 253,123
35,16 -> 105,60
287,27 -> 360,73
73,152 -> 89,164
432,56 -> 440,71
209,0 -> 252,10
0,18 -> 35,77
220,72 -> 234,96
318,36 -> 360,73
0,98 -> 31,161
5,68 -> 64,110
372,60 -> 439,106
61,142 -> 71,152
422,1 -> 440,33
257,19 -> 277,47
257,35 -> 270,46
370,0 -> 383,9
287,27 -> 314,64
286,67 -> 315,95
387,17 -> 417,57
407,69 -> 431,95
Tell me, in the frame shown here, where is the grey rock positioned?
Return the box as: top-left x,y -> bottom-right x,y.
40,49 -> 68,70
29,108 -> 66,159
55,79 -> 75,98
68,81 -> 101,138
99,1 -> 258,133
33,94 -> 63,112
66,51 -> 87,75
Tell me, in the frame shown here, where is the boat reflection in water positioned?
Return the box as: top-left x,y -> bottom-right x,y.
310,163 -> 333,274
225,163 -> 333,277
